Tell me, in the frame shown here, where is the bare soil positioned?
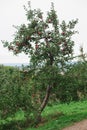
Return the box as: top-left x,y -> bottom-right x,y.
62,119 -> 87,130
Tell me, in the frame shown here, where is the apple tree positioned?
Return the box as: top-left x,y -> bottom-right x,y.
2,2 -> 78,124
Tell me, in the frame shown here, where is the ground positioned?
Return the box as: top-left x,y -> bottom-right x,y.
62,119 -> 87,130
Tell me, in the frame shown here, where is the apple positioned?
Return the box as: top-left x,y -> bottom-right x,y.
8,46 -> 13,50
62,48 -> 66,52
64,42 -> 67,46
44,24 -> 48,29
62,32 -> 65,35
21,43 -> 26,46
38,32 -> 42,35
14,48 -> 19,54
48,19 -> 51,23
16,42 -> 20,46
35,44 -> 39,49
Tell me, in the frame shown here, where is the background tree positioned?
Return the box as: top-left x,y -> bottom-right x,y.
65,47 -> 87,100
2,2 -> 78,124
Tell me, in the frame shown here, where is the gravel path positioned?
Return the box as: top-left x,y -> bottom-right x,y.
62,119 -> 87,130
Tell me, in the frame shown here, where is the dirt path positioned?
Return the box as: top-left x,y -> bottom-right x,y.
62,119 -> 87,130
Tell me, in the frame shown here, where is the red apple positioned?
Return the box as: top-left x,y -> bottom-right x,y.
14,48 -> 19,54
22,43 -> 26,46
35,44 -> 39,49
38,32 -> 42,35
8,46 -> 14,50
62,32 -> 65,35
48,19 -> 51,23
64,42 -> 67,46
62,48 -> 66,52
16,42 -> 20,46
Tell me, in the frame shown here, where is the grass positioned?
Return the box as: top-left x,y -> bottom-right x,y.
1,100 -> 87,130
26,100 -> 87,130
0,109 -> 25,125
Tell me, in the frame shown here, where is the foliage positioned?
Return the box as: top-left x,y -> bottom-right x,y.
52,73 -> 78,103
2,3 -> 78,67
66,61 -> 87,99
1,59 -> 87,129
0,65 -> 33,119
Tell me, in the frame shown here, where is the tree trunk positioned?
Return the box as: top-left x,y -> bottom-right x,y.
34,85 -> 52,126
34,51 -> 53,126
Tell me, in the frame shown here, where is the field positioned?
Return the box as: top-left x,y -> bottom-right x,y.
1,100 -> 87,130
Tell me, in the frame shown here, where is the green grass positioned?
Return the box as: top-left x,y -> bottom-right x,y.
0,109 -> 25,125
26,100 -> 87,130
1,100 -> 87,130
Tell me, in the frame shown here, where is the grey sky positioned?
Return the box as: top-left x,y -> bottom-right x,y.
0,0 -> 87,63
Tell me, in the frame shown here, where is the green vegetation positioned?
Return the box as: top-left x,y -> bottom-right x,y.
1,60 -> 87,129
30,100 -> 87,130
1,100 -> 87,130
1,1 -> 87,130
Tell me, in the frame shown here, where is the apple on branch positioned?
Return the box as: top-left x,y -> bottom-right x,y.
62,32 -> 65,36
48,19 -> 52,23
14,48 -> 19,54
16,42 -> 20,46
35,43 -> 39,49
8,46 -> 14,50
38,31 -> 42,35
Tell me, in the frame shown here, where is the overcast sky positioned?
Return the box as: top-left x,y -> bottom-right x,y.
0,0 -> 87,64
